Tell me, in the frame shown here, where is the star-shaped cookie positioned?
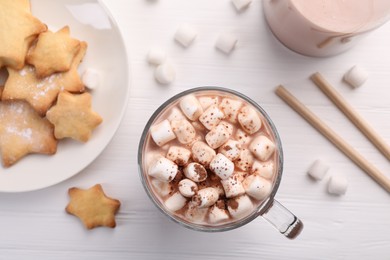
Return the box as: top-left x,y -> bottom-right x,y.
0,0 -> 47,69
66,184 -> 121,229
46,91 -> 103,142
0,100 -> 57,167
27,26 -> 81,78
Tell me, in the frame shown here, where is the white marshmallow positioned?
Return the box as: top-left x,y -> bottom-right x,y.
183,162 -> 208,182
343,65 -> 368,88
151,178 -> 172,197
192,187 -> 219,208
82,68 -> 100,90
215,33 -> 238,54
220,98 -> 242,123
170,119 -> 196,144
238,106 -> 262,134
167,107 -> 186,121
191,121 -> 206,132
165,192 -> 187,212
147,47 -> 167,65
232,0 -> 252,12
307,159 -> 330,181
178,179 -> 198,197
198,96 -> 219,110
166,146 -> 191,166
180,95 -> 203,121
148,157 -> 178,182
150,119 -> 176,146
218,139 -> 241,161
249,135 -> 276,161
205,122 -> 232,149
174,23 -> 197,47
221,174 -> 246,198
199,105 -> 225,130
191,141 -> 216,166
243,175 -> 272,201
235,148 -> 254,172
327,174 -> 348,195
185,201 -> 209,223
209,153 -> 235,180
252,161 -> 275,179
209,205 -> 230,224
236,128 -> 251,146
228,195 -> 254,219
220,121 -> 234,136
154,62 -> 176,85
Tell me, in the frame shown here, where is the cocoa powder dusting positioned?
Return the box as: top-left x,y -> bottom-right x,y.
227,199 -> 239,210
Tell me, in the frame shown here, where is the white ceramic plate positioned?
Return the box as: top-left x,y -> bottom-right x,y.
0,0 -> 129,192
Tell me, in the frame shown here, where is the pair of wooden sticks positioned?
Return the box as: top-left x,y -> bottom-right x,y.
275,72 -> 390,193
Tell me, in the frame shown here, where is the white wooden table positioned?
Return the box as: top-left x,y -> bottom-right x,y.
1,0 -> 390,259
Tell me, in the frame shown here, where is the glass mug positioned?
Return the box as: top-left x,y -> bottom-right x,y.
263,0 -> 390,57
138,87 -> 303,239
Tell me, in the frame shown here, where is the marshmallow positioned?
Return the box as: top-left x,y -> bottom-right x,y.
167,107 -> 186,121
180,95 -> 203,121
249,135 -> 276,161
147,47 -> 167,65
215,33 -> 238,54
192,187 -> 219,208
199,105 -> 225,130
238,106 -> 262,134
232,0 -> 252,12
191,141 -> 216,166
170,119 -> 196,144
174,23 -> 197,47
327,174 -> 348,195
198,96 -> 219,110
166,146 -> 191,166
148,156 -> 178,182
218,139 -> 241,161
236,128 -> 251,146
209,153 -> 235,180
165,192 -> 187,212
252,161 -> 275,179
209,205 -> 230,224
235,148 -> 254,172
307,159 -> 330,181
243,175 -> 272,201
227,195 -> 254,219
151,178 -> 172,197
221,174 -> 246,198
82,68 -> 100,90
205,122 -> 232,149
343,65 -> 368,88
150,119 -> 176,146
178,178 -> 198,197
183,162 -> 208,182
191,121 -> 206,132
220,98 -> 242,123
220,121 -> 234,136
185,201 -> 209,223
155,62 -> 176,85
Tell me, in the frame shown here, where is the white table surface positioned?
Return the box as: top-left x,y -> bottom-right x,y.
1,0 -> 390,259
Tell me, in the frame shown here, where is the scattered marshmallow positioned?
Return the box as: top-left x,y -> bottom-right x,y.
235,148 -> 254,172
343,65 -> 368,88
166,146 -> 191,166
243,175 -> 272,200
185,201 -> 209,223
209,205 -> 230,223
165,192 -> 187,212
147,47 -> 167,65
327,174 -> 348,195
220,121 -> 234,136
150,119 -> 176,146
221,174 -> 246,198
198,96 -> 219,110
82,68 -> 100,90
199,105 -> 225,130
307,159 -> 330,181
215,33 -> 238,54
209,153 -> 235,180
249,135 -> 276,161
167,107 -> 186,121
236,128 -> 251,146
220,98 -> 242,123
154,62 -> 176,85
192,187 -> 219,208
151,178 -> 172,197
178,179 -> 198,197
183,162 -> 208,182
174,23 -> 197,47
232,0 -> 252,12
227,195 -> 253,219
180,95 -> 203,121
218,139 -> 241,161
170,119 -> 196,144
252,161 -> 275,179
191,141 -> 216,166
238,106 -> 262,134
148,156 -> 178,182
205,121 -> 232,149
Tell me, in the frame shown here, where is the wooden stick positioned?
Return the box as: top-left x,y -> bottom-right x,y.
275,85 -> 390,193
311,72 -> 390,161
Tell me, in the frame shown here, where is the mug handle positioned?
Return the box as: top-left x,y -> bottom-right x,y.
261,199 -> 303,239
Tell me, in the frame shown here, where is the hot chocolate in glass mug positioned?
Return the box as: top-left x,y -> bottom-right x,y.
138,87 -> 303,239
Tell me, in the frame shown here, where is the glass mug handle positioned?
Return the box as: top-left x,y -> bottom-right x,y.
261,199 -> 303,239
